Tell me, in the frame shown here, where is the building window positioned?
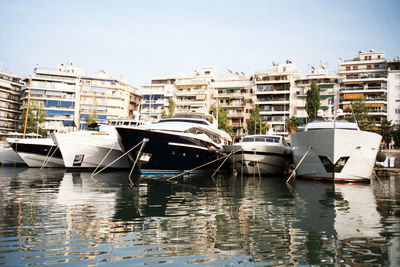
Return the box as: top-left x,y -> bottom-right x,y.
353,66 -> 358,70
378,55 -> 381,59
346,66 -> 351,71
367,65 -> 371,69
375,64 -> 379,68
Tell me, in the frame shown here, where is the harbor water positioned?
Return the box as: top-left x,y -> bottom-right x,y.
0,168 -> 399,266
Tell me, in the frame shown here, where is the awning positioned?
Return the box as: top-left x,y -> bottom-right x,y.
196,94 -> 206,100
343,93 -> 364,100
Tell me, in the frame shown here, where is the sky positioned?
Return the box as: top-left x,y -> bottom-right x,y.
1,0 -> 399,88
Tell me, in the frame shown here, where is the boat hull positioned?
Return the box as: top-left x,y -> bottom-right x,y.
289,129 -> 381,182
8,139 -> 64,168
52,132 -> 129,169
224,144 -> 290,176
116,127 -> 225,175
0,142 -> 26,166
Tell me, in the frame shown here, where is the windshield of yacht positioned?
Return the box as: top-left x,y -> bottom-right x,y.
242,136 -> 280,143
158,118 -> 210,126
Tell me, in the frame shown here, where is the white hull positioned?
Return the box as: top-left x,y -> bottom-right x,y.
225,143 -> 290,176
0,142 -> 26,166
290,129 -> 381,182
18,152 -> 64,168
6,138 -> 64,168
52,131 -> 129,169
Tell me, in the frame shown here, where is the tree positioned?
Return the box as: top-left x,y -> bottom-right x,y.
21,100 -> 46,136
210,105 -> 233,134
247,105 -> 268,135
305,81 -> 320,119
379,119 -> 393,148
348,99 -> 374,131
285,116 -> 299,134
392,123 -> 400,148
168,97 -> 175,117
85,110 -> 98,130
161,97 -> 175,118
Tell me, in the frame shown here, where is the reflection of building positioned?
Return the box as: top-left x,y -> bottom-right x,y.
294,66 -> 339,130
0,72 -> 23,132
211,73 -> 253,141
254,61 -> 299,135
339,50 -> 388,126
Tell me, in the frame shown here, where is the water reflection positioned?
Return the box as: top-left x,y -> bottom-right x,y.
0,168 -> 399,266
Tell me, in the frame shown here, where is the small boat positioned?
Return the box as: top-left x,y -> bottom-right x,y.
116,111 -> 232,175
6,137 -> 64,168
0,141 -> 27,166
223,133 -> 292,176
289,109 -> 382,182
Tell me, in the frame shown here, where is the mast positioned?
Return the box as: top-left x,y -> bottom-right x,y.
22,76 -> 32,139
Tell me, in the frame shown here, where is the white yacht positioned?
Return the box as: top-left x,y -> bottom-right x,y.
6,137 -> 64,168
116,111 -> 232,175
51,124 -> 132,169
223,133 -> 291,176
289,110 -> 382,182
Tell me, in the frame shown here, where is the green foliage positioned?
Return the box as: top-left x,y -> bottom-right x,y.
161,98 -> 175,118
247,105 -> 268,135
21,100 -> 46,136
392,123 -> 400,148
347,99 -> 374,131
210,105 -> 233,134
285,116 -> 299,134
86,110 -> 98,130
379,119 -> 393,148
168,97 -> 175,117
305,81 -> 320,119
161,109 -> 168,118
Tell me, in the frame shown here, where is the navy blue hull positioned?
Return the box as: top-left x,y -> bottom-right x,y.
116,127 -> 224,174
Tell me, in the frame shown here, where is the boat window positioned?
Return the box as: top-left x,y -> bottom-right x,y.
242,137 -> 255,142
255,136 -> 265,142
123,122 -> 130,125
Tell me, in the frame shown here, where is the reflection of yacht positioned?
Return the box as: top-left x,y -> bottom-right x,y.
56,172 -> 118,219
51,124 -> 131,169
223,134 -> 291,176
334,183 -> 382,239
289,110 -> 381,182
116,112 -> 232,175
0,141 -> 26,166
6,138 -> 64,167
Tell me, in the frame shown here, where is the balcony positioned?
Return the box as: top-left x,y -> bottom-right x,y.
260,110 -> 290,115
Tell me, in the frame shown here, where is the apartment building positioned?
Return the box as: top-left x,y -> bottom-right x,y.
140,75 -> 177,122
174,67 -> 218,113
0,72 -> 23,132
254,61 -> 299,136
77,72 -> 141,129
338,50 -> 388,126
294,66 -> 339,129
387,58 -> 400,123
211,73 -> 253,141
21,64 -> 82,132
